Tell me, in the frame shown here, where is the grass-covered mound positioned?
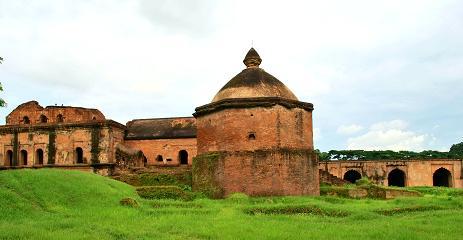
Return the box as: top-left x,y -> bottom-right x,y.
1,169 -> 463,239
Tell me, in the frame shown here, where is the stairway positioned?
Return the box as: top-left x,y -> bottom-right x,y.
319,169 -> 348,186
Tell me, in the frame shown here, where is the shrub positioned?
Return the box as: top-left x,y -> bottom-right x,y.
355,177 -> 371,186
119,197 -> 139,208
244,205 -> 349,217
136,186 -> 193,201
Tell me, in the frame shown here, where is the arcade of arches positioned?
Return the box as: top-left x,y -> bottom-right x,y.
320,159 -> 462,188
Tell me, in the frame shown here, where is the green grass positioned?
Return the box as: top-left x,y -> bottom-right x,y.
1,169 -> 463,239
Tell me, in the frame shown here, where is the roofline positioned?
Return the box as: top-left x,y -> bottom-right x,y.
194,97 -> 314,117
124,135 -> 197,141
0,119 -> 126,133
127,116 -> 195,122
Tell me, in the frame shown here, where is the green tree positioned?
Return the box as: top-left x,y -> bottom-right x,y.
450,141 -> 463,155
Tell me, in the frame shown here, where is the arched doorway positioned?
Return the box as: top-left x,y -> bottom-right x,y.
343,170 -> 362,183
156,155 -> 163,162
23,116 -> 30,124
36,149 -> 44,165
6,150 -> 13,166
40,115 -> 48,123
76,147 -> 84,164
57,114 -> 64,123
143,156 -> 148,166
433,168 -> 452,187
179,150 -> 188,165
388,168 -> 406,187
20,150 -> 28,166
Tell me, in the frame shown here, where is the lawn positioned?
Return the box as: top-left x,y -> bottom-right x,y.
0,169 -> 462,239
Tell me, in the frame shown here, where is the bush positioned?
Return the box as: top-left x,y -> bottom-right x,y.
119,197 -> 139,208
355,177 -> 371,186
136,186 -> 193,201
244,205 -> 349,217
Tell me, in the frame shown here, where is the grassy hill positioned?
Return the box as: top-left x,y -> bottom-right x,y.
0,169 -> 463,239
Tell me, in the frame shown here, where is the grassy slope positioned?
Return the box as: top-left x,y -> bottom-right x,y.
0,169 -> 463,240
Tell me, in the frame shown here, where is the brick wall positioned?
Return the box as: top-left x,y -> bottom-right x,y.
193,149 -> 319,198
124,138 -> 197,166
196,105 -> 313,154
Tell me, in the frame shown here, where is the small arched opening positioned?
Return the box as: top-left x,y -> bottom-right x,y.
39,115 -> 48,123
248,133 -> 256,140
6,150 -> 13,166
179,150 -> 188,165
57,114 -> 64,123
23,116 -> 30,124
388,168 -> 406,187
20,150 -> 28,166
156,155 -> 163,162
343,170 -> 362,183
75,147 -> 84,164
35,149 -> 44,165
433,168 -> 452,187
143,156 -> 148,166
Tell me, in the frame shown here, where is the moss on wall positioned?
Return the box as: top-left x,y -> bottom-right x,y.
47,130 -> 56,164
91,127 -> 100,164
192,152 -> 224,199
12,131 -> 18,166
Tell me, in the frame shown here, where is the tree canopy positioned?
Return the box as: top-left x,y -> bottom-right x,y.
318,149 -> 462,161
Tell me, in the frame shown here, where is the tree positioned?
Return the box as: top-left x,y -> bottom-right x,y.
450,141 -> 463,155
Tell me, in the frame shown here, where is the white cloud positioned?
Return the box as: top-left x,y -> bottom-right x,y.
337,124 -> 364,135
347,120 -> 429,151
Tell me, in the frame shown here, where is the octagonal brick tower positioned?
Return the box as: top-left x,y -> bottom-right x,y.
192,48 -> 319,198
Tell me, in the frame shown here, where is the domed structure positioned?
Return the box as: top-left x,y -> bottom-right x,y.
212,48 -> 298,102
193,48 -> 319,198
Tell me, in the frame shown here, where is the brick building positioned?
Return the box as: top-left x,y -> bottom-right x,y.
0,48 -> 461,192
192,48 -> 319,197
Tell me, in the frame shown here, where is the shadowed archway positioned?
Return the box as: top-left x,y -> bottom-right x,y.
388,168 -> 406,187
433,168 -> 452,187
179,150 -> 188,165
343,170 -> 362,183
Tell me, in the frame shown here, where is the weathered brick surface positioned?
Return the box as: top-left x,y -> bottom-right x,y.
196,105 -> 313,154
193,149 -> 319,198
6,101 -> 105,125
319,159 -> 462,188
124,138 -> 196,166
0,122 -> 125,167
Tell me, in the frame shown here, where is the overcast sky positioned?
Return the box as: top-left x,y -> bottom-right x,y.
1,0 -> 462,151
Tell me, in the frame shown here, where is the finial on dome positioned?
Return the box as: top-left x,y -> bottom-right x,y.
243,48 -> 262,68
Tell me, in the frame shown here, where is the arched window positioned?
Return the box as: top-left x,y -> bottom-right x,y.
39,115 -> 48,123
23,116 -> 30,124
57,114 -> 64,123
75,147 -> 84,164
35,149 -> 44,165
179,150 -> 188,165
20,150 -> 28,166
388,168 -> 406,187
433,168 -> 452,187
248,133 -> 256,140
156,155 -> 163,162
343,170 -> 362,183
6,150 -> 13,166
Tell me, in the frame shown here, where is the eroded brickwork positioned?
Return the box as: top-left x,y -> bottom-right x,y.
124,138 -> 197,166
320,159 -> 462,188
6,101 -> 105,125
196,105 -> 313,154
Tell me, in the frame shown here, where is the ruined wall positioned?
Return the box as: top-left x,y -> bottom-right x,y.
0,122 -> 125,167
124,138 -> 197,166
6,101 -> 105,125
319,159 -> 462,188
193,149 -> 319,198
196,105 -> 313,154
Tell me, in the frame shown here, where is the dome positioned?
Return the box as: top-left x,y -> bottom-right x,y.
211,48 -> 298,102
